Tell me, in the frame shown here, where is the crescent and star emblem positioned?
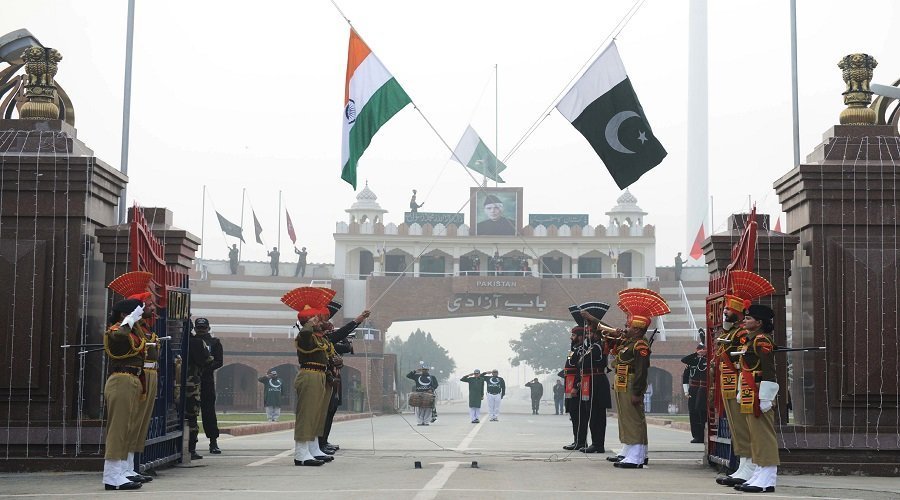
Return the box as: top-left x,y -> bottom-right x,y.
604,110 -> 648,154
268,379 -> 282,389
490,377 -> 499,384
418,376 -> 432,386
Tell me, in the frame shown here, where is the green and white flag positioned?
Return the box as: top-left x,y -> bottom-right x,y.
452,125 -> 506,183
556,41 -> 666,189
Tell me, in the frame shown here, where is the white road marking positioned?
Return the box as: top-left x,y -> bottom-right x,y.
454,420 -> 484,451
413,461 -> 463,500
412,420 -> 485,500
245,448 -> 293,467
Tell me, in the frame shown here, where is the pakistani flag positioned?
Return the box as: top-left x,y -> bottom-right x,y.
452,125 -> 506,183
556,42 -> 666,189
252,209 -> 264,245
216,211 -> 244,242
341,29 -> 412,189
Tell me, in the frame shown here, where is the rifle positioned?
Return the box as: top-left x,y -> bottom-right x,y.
730,346 -> 825,357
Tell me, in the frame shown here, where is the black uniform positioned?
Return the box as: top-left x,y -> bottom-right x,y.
560,340 -> 587,448
187,333 -> 213,456
197,333 -> 223,442
576,341 -> 611,452
681,351 -> 708,442
319,319 -> 361,448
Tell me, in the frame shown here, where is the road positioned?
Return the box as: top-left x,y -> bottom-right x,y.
1,398 -> 897,499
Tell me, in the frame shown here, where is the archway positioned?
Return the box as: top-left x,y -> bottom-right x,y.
646,366 -> 672,414
216,363 -> 258,412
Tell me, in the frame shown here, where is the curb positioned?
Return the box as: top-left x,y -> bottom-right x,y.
220,413 -> 376,437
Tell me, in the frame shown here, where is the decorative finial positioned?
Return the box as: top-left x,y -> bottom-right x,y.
19,46 -> 63,120
838,53 -> 877,125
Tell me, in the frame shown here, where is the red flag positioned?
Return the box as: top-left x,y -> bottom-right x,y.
689,223 -> 705,260
774,216 -> 782,233
286,209 -> 297,244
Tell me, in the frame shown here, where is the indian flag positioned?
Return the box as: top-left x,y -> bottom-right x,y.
341,29 -> 412,189
452,125 -> 506,183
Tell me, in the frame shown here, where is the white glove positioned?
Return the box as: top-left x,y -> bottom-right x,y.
683,384 -> 690,396
123,305 -> 144,328
758,381 -> 779,413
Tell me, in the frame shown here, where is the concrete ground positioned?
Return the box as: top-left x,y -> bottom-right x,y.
1,398 -> 897,499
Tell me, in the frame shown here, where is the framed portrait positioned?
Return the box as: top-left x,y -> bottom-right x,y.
471,187 -> 523,236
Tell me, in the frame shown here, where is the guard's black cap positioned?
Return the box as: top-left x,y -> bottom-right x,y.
579,301 -> 611,322
568,304 -> 584,326
745,304 -> 775,322
326,301 -> 342,320
194,317 -> 210,328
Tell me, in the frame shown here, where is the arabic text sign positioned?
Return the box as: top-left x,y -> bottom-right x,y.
528,214 -> 589,228
447,293 -> 548,313
404,212 -> 465,225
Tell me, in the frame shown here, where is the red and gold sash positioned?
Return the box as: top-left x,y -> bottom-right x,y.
614,364 -> 629,392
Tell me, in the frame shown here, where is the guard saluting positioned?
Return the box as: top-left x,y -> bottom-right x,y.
101,297 -> 146,491
609,288 -> 670,469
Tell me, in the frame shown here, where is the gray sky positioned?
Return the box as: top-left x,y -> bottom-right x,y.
8,1 -> 900,265
7,1 -> 900,376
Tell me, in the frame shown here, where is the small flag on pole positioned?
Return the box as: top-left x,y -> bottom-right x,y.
556,41 -> 667,189
286,209 -> 297,244
341,29 -> 412,189
452,125 -> 506,183
690,223 -> 705,260
252,210 -> 264,244
216,211 -> 245,242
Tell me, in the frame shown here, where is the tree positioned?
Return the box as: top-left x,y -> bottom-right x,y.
509,321 -> 571,374
385,328 -> 456,382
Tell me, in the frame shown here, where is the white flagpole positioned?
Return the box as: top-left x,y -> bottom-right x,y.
495,63 -> 499,188
277,190 -> 283,254
118,0 -> 136,223
790,0 -> 800,167
239,188 -> 246,261
200,184 -> 206,261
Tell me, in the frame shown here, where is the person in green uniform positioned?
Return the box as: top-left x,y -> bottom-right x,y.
258,370 -> 284,422
734,304 -> 780,493
102,299 -> 146,491
460,369 -> 485,423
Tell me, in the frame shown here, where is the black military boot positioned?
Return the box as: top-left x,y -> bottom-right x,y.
209,438 -> 222,454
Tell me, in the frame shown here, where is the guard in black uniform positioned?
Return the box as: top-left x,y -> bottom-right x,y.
194,318 -> 223,454
318,302 -> 370,454
577,302 -> 613,454
681,343 -> 708,443
561,305 -> 587,451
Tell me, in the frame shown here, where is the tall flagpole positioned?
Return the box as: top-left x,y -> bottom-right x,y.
239,188 -> 246,261
118,0 -> 136,223
494,63 -> 499,188
790,0 -> 800,167
200,185 -> 206,261
277,190 -> 283,254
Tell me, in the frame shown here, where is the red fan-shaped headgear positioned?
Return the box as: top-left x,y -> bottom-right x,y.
280,286 -> 337,321
617,288 -> 671,329
724,270 -> 775,315
108,272 -> 154,302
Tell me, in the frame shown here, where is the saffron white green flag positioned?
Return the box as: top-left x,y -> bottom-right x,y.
341,29 -> 412,189
556,41 -> 666,189
452,125 -> 506,183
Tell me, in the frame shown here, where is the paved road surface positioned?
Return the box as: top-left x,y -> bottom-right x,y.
1,398 -> 897,499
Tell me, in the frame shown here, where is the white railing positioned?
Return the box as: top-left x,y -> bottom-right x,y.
678,280 -> 698,331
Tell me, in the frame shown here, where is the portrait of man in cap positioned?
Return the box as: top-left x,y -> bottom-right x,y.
474,190 -> 518,236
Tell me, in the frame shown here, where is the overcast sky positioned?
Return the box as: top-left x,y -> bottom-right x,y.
7,1 -> 900,376
8,1 -> 900,265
